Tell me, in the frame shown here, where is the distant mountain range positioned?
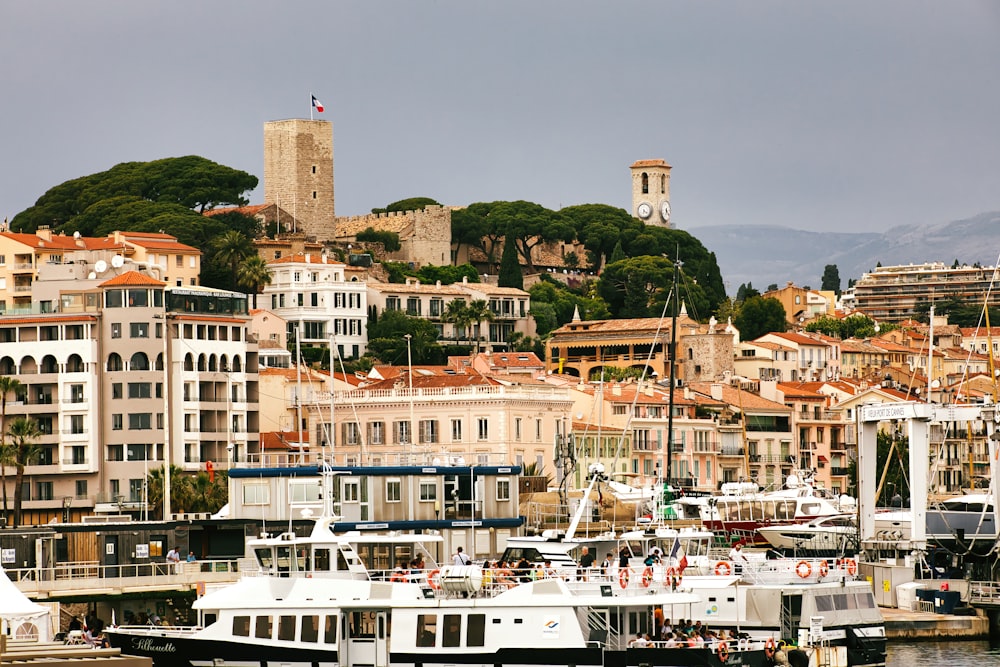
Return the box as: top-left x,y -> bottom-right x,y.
689,211 -> 1000,294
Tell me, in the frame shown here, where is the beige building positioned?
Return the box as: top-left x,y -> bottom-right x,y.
630,159 -> 672,227
763,282 -> 835,326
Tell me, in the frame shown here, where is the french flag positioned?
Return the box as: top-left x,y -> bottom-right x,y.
311,95 -> 324,113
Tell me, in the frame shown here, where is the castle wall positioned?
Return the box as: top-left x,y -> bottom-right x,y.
333,206 -> 451,268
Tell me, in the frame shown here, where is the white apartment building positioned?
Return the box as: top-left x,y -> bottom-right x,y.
261,253 -> 367,359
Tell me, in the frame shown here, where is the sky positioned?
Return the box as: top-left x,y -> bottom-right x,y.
2,2 -> 999,235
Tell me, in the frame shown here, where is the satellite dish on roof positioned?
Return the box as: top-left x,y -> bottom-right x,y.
87,272 -> 96,280
94,260 -> 108,274
111,255 -> 125,268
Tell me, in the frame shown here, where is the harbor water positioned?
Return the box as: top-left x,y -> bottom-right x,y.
887,640 -> 999,666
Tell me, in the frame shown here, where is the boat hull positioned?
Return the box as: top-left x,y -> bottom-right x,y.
106,630 -> 772,667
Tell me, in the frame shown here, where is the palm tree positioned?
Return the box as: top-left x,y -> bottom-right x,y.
442,299 -> 472,346
211,230 -> 253,289
236,255 -> 272,308
466,300 -> 495,353
8,416 -> 41,528
146,464 -> 185,520
0,375 -> 19,519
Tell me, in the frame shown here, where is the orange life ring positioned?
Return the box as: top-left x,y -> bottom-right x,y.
666,566 -> 678,577
818,560 -> 829,577
715,561 -> 732,576
764,637 -> 776,659
796,560 -> 812,579
717,640 -> 729,662
427,569 -> 440,589
390,570 -> 407,582
846,558 -> 857,576
619,568 -> 630,589
642,566 -> 654,587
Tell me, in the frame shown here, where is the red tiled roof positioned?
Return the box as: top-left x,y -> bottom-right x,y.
0,314 -> 97,325
99,271 -> 167,287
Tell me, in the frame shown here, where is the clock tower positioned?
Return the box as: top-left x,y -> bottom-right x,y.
630,159 -> 672,227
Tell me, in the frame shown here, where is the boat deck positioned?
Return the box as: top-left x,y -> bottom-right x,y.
0,641 -> 151,667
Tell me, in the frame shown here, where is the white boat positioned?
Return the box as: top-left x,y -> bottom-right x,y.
757,514 -> 858,553
106,511 -> 782,667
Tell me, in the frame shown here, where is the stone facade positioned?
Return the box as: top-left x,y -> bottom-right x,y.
333,206 -> 451,268
263,120 -> 335,239
630,159 -> 672,228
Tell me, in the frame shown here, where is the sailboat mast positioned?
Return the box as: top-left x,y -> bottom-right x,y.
665,257 -> 682,487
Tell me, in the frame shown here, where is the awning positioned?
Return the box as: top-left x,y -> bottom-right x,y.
817,455 -> 829,462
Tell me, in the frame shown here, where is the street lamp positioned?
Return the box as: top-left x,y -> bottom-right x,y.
404,334 -> 415,460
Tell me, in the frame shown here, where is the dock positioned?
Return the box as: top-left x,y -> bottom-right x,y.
0,641 -> 151,667
881,606 -> 988,640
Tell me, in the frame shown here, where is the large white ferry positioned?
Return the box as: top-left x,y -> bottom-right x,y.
106,512 -> 781,667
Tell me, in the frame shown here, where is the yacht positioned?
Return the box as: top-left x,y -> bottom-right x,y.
757,514 -> 858,554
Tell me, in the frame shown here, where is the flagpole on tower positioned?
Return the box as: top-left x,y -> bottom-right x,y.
310,92 -> 314,121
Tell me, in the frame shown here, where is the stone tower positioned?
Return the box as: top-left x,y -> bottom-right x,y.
630,159 -> 672,228
263,119 -> 334,238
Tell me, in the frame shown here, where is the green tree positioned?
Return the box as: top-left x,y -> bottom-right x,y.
415,264 -> 480,285
236,255 -> 273,308
356,227 -> 401,252
371,197 -> 441,214
528,277 -> 611,335
211,230 -> 254,290
734,296 -> 788,340
450,202 -> 508,269
488,201 -> 575,272
497,239 -> 523,289
0,376 -> 21,518
847,430 -> 909,506
11,156 -> 257,233
8,416 -> 42,527
466,300 -> 495,353
365,310 -> 443,364
560,203 -> 637,270
821,265 -> 842,294
609,240 -> 626,264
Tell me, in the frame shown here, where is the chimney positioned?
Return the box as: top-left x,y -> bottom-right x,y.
710,383 -> 723,401
611,382 -> 622,396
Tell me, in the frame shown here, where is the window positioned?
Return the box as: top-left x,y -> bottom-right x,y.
369,421 -> 384,445
129,413 -> 152,431
112,383 -> 123,399
419,419 -> 438,444
233,616 -> 250,637
255,616 -> 272,639
106,445 -> 124,461
417,614 -> 437,647
386,479 -> 401,503
344,422 -> 360,445
128,478 -> 144,502
324,615 -> 337,643
130,322 -> 149,338
70,384 -> 84,402
111,413 -> 123,431
111,323 -> 121,338
243,483 -> 269,505
128,383 -> 152,399
289,481 -> 321,503
278,616 -> 296,642
70,414 -> 84,434
301,616 -> 319,643
514,417 -> 522,441
36,481 -> 53,501
442,614 -> 461,647
394,420 -> 411,444
467,614 -> 486,647
386,296 -> 400,311
419,480 -> 437,502
344,480 -> 360,503
451,419 -> 462,442
477,418 -> 489,441
497,478 -> 511,502
75,480 -> 87,499
406,297 -> 420,316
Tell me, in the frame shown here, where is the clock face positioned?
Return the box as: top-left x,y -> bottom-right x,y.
660,200 -> 671,222
637,202 -> 653,219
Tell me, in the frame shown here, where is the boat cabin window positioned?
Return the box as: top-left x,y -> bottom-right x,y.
276,546 -> 292,573
325,614 -> 338,643
255,547 -> 273,569
233,616 -> 250,637
417,614 -> 437,647
443,614 -> 462,647
296,548 -> 307,572
314,547 -> 331,571
467,614 -> 486,647
499,546 -> 545,564
301,615 -> 319,642
255,616 -> 272,639
349,611 -> 377,639
800,502 -> 821,516
815,591 -> 876,612
278,615 -> 296,641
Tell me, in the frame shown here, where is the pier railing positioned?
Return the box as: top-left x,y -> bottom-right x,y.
969,581 -> 1000,606
8,559 -> 243,599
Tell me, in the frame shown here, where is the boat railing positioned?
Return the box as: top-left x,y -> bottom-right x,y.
969,581 -> 1000,605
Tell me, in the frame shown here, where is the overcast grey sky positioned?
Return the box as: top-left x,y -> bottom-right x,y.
2,2 -> 998,234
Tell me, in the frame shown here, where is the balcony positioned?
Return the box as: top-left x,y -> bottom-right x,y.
831,466 -> 850,476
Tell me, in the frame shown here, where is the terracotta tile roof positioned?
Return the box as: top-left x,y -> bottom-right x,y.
686,381 -> 791,412
367,280 -> 469,296
260,431 -> 309,450
762,331 -> 831,347
363,373 -> 497,391
203,205 -> 270,218
267,252 -> 342,266
746,341 -> 792,351
0,314 -> 97,325
630,159 -> 671,168
259,367 -> 328,382
482,352 -> 544,368
461,283 -> 531,297
777,382 -> 825,399
549,315 -> 700,338
99,271 -> 167,287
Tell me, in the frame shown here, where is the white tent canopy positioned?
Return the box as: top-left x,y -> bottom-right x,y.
0,565 -> 50,642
